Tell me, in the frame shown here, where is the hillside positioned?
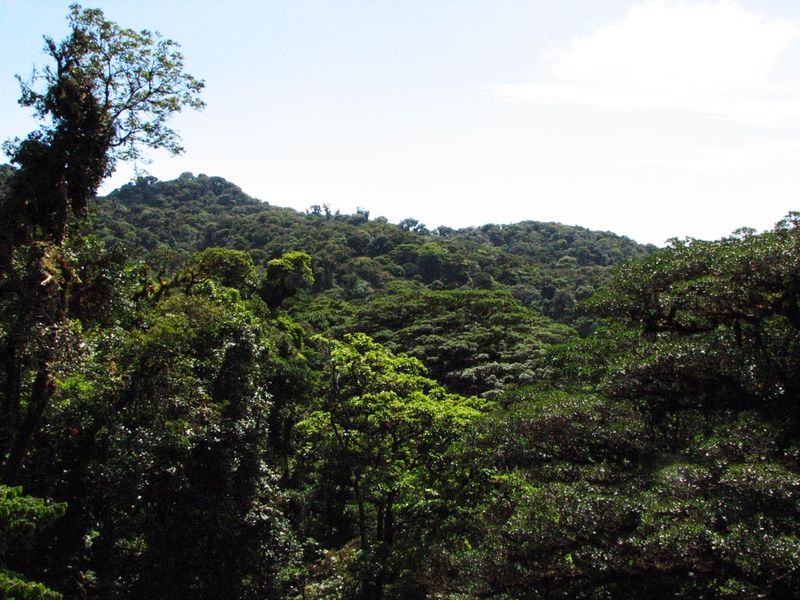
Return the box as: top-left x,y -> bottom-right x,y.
5,162 -> 800,598
92,173 -> 653,322
5,6 -> 800,599
90,172 -> 653,396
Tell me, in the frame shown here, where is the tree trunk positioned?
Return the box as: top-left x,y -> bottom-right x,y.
4,355 -> 55,483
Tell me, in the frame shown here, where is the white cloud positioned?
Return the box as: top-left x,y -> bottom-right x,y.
633,141 -> 800,173
495,0 -> 800,123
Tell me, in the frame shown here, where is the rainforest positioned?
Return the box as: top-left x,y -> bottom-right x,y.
1,6 -> 799,600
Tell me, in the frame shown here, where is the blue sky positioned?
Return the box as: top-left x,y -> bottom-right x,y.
2,0 -> 800,245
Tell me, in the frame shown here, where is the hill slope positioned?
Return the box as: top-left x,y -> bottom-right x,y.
93,172 -> 653,321
91,172 -> 654,395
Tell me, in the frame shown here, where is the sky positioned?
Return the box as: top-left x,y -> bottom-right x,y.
2,0 -> 800,246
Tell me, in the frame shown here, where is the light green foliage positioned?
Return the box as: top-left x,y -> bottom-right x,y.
0,486 -> 65,544
260,251 -> 314,310
0,486 -> 65,600
0,571 -> 63,600
298,333 -> 490,598
185,246 -> 256,291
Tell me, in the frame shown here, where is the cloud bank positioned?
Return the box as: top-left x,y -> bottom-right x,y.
495,0 -> 800,124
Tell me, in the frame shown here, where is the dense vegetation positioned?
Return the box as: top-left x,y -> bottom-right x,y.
2,7 -> 798,600
91,172 -> 652,326
90,173 -> 648,396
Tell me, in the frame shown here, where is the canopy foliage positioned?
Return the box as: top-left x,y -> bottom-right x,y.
2,6 -> 799,600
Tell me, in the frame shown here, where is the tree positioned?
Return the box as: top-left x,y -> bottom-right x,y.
98,287 -> 299,599
585,217 -> 800,412
20,278 -> 309,598
2,3 -> 204,250
509,217 -> 800,598
259,251 -> 314,311
0,486 -> 66,599
0,4 -> 204,482
185,247 -> 256,292
298,333 -> 488,598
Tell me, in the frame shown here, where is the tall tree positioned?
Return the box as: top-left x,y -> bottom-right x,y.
298,333 -> 488,599
0,4 -> 203,482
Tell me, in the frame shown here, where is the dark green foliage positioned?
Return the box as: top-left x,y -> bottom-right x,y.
302,282 -> 574,397
186,246 -> 256,291
1,3 -> 204,482
91,173 -> 651,324
4,6 -> 800,600
431,393 -> 650,598
260,251 -> 314,310
398,218 -> 800,599
10,166 -> 800,600
90,173 -> 651,398
88,172 -> 659,400
2,5 -> 203,251
24,283 -> 306,598
587,217 -> 800,415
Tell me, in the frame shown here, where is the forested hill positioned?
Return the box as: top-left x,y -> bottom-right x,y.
89,173 -> 655,397
92,172 -> 654,325
5,7 -> 800,600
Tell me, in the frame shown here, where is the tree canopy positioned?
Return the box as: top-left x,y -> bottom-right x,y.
2,5 -> 799,600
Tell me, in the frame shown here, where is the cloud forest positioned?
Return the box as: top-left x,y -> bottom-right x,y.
1,6 -> 798,600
